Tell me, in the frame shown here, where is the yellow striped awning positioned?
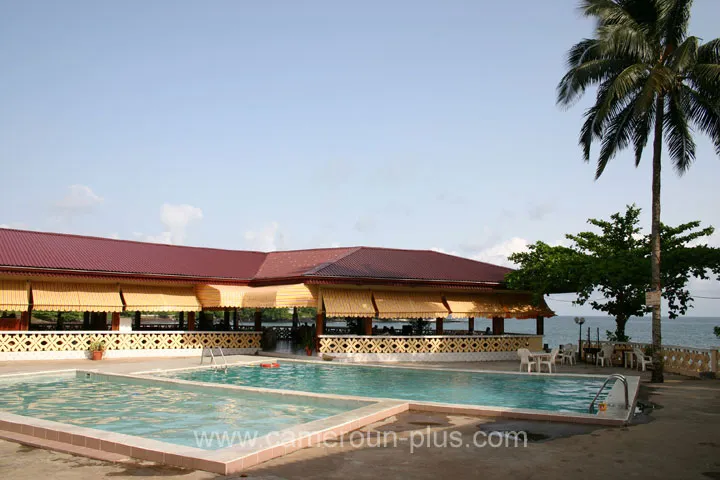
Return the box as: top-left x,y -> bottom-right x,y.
321,288 -> 376,318
0,280 -> 29,311
444,293 -> 505,318
32,282 -> 123,312
445,292 -> 555,319
500,293 -> 555,319
242,284 -> 317,309
196,284 -> 250,309
121,285 -> 200,312
372,291 -> 449,319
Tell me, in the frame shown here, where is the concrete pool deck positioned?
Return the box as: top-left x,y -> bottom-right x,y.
1,355 -> 715,478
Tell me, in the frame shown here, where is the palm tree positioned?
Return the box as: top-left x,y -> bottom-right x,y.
557,0 -> 720,382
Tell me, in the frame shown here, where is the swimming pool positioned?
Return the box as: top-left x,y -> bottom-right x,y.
160,362 -> 609,414
0,371 -> 369,449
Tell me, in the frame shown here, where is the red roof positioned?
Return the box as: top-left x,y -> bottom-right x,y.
0,228 -> 511,286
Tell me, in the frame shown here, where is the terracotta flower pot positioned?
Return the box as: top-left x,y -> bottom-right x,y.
91,351 -> 103,361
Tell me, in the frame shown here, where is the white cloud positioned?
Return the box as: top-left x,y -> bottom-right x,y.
54,185 -> 103,214
244,222 -> 284,251
138,203 -> 203,245
0,222 -> 29,230
472,237 -> 531,267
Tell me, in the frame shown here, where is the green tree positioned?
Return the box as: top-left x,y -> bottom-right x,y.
507,205 -> 720,343
557,0 -> 720,382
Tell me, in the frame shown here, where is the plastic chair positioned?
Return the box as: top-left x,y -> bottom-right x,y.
517,348 -> 537,373
596,343 -> 615,367
539,347 -> 559,373
560,344 -> 576,365
633,347 -> 652,371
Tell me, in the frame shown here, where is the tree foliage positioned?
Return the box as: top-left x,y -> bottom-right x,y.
507,205 -> 720,340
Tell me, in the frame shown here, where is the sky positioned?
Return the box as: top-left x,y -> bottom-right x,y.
1,1 -> 719,316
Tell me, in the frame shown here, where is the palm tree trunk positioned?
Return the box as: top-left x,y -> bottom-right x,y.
651,95 -> 665,383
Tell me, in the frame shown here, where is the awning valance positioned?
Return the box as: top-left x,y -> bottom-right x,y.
32,282 -> 123,312
242,284 -> 317,309
0,280 -> 29,311
121,285 -> 200,312
322,288 -> 376,318
196,284 -> 250,309
373,291 -> 449,319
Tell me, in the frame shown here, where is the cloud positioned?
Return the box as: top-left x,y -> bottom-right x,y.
0,222 -> 29,230
471,237 -> 531,267
527,203 -> 554,221
244,222 -> 285,251
354,216 -> 376,233
54,185 -> 103,215
138,203 -> 203,245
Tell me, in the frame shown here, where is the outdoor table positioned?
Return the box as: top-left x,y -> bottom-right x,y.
529,351 -> 552,371
583,347 -> 601,364
623,350 -> 636,369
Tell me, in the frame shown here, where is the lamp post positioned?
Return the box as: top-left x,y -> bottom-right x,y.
574,317 -> 585,362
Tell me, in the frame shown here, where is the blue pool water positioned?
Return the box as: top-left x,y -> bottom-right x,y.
162,363 -> 608,414
0,372 -> 368,449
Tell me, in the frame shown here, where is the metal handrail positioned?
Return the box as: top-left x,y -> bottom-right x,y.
589,373 -> 629,413
200,346 -> 227,371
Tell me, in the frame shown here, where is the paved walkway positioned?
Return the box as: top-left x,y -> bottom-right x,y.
0,355 -> 718,479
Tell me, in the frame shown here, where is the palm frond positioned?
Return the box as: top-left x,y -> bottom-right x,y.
566,38 -> 602,68
664,89 -> 696,174
631,99 -> 656,166
557,58 -> 629,107
596,93 -> 640,178
661,0 -> 693,49
595,63 -> 649,126
684,85 -> 720,155
597,23 -> 655,62
668,36 -> 698,72
697,38 -> 720,64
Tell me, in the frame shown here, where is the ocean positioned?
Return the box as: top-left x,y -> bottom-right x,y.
281,315 -> 720,350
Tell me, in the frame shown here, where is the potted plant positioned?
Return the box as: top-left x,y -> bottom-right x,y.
89,339 -> 106,360
300,331 -> 314,356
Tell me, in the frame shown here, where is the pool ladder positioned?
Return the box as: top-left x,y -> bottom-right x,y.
201,346 -> 228,372
589,373 -> 629,413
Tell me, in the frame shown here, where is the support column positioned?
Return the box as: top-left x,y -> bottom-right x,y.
224,309 -> 231,331
83,311 -> 91,330
536,316 -> 544,336
187,311 -> 196,331
111,312 -> 120,331
178,311 -> 185,330
253,309 -> 262,331
492,316 -> 505,335
292,307 -> 299,329
435,317 -> 444,334
315,311 -> 325,339
468,317 -> 475,333
20,311 -> 30,330
56,311 -> 64,330
363,317 -> 372,335
133,311 -> 141,330
233,308 -> 238,331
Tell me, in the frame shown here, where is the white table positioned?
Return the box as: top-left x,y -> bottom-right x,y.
623,350 -> 636,369
529,352 -> 552,371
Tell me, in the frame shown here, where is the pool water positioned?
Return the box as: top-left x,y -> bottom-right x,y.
162,362 -> 608,414
0,372 -> 368,449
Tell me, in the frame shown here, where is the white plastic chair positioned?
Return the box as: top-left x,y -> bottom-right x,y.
596,343 -> 615,367
633,347 -> 652,371
517,348 -> 537,373
540,347 -> 560,373
560,344 -> 576,365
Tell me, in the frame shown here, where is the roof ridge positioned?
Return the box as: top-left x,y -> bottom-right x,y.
0,227 -> 267,256
301,246 -> 363,276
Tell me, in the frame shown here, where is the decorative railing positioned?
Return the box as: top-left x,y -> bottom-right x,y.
0,331 -> 261,353
325,327 -> 352,335
601,341 -> 719,377
318,334 -> 543,355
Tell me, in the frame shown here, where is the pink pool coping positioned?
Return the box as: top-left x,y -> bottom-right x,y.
0,364 -> 639,474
